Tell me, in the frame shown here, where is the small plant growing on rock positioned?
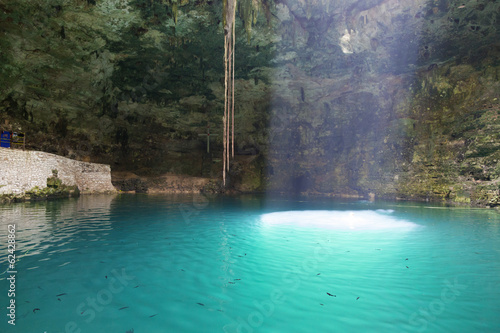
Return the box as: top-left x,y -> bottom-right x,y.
47,169 -> 62,188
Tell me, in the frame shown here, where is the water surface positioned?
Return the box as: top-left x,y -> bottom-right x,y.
0,194 -> 499,332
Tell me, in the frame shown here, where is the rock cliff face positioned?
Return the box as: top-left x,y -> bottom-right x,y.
0,0 -> 499,205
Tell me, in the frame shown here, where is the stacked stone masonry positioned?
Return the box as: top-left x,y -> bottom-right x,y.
0,148 -> 116,194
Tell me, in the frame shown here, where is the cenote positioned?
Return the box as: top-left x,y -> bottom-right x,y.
2,0 -> 500,332
1,194 -> 499,333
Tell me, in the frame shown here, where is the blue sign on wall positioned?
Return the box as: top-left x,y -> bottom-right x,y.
1,131 -> 11,148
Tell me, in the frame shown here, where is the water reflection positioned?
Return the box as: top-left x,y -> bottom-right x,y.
0,195 -> 116,276
260,209 -> 420,231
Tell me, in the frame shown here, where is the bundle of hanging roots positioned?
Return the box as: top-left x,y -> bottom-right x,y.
222,0 -> 236,186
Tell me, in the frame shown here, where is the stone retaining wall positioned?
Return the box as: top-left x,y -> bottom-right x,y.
0,148 -> 116,194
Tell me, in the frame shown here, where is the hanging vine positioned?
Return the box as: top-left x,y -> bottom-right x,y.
221,0 -> 273,186
222,0 -> 236,186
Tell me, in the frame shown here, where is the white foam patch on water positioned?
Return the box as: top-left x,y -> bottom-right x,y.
260,210 -> 420,231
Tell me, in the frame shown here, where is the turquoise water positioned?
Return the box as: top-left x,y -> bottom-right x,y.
1,194 -> 499,333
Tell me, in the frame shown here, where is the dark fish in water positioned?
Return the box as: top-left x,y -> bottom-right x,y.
126,329 -> 134,333
317,273 -> 321,275
133,285 -> 139,288
228,282 -> 235,284
356,297 -> 360,300
58,298 -> 61,301
119,306 -> 129,310
149,314 -> 158,318
33,308 -> 40,313
406,266 -> 409,269
197,303 -> 205,306
105,276 -> 107,279
326,293 -> 336,297
56,293 -> 66,296
320,303 -> 324,306
181,269 -> 185,272
234,279 -> 241,281
405,258 -> 408,260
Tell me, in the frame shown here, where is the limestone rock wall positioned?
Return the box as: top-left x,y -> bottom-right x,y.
0,148 -> 116,194
112,171 -> 210,193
